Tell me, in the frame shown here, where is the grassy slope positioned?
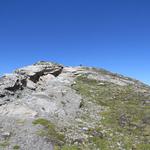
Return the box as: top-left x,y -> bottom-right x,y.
72,73 -> 150,150
33,68 -> 150,150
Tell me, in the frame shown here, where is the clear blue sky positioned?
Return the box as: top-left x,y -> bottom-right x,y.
0,0 -> 150,85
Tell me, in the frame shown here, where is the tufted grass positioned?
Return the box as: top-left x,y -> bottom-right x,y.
13,145 -> 20,149
33,118 -> 65,145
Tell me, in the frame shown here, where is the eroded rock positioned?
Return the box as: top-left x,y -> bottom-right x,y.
15,61 -> 63,83
0,61 -> 149,150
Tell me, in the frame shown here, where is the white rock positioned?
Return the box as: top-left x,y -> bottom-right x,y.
27,79 -> 36,90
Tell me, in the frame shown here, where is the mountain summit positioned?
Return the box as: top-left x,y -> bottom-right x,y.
0,61 -> 149,150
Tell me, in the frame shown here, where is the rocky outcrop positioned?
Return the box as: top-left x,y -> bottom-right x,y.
15,61 -> 63,83
0,61 -> 149,150
0,61 -> 63,106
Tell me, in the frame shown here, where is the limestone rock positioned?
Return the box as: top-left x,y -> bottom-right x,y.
26,79 -> 36,90
0,61 -> 149,150
15,61 -> 63,83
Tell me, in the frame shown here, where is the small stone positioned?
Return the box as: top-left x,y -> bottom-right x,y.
82,127 -> 88,131
1,132 -> 11,139
117,142 -> 121,146
91,130 -> 103,138
98,82 -> 105,86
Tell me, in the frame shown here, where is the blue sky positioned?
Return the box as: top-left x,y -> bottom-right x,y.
0,0 -> 150,85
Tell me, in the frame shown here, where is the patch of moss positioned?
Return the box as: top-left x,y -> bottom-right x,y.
33,118 -> 65,145
0,141 -> 9,148
89,137 -> 109,150
13,145 -> 20,149
136,143 -> 150,150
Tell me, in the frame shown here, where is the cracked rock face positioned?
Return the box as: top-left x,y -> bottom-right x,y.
0,61 -> 150,150
15,61 -> 63,82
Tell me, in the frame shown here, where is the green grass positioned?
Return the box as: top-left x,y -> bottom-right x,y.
0,141 -> 9,148
136,144 -> 150,150
13,145 -> 20,149
55,145 -> 81,150
72,75 -> 150,150
89,137 -> 109,150
33,118 -> 65,146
